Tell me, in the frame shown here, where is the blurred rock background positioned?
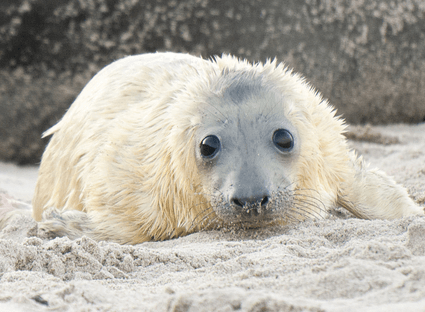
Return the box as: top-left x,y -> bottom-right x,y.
1,0 -> 425,164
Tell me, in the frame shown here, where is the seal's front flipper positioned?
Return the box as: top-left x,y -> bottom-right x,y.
337,151 -> 424,219
38,207 -> 94,240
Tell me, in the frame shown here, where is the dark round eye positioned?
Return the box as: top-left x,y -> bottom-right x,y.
200,135 -> 221,158
273,129 -> 294,152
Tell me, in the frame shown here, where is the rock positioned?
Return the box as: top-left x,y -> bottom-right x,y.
1,0 -> 425,164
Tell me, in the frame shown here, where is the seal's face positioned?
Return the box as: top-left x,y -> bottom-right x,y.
194,76 -> 301,225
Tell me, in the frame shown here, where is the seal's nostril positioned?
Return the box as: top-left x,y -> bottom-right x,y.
232,198 -> 244,207
261,196 -> 269,206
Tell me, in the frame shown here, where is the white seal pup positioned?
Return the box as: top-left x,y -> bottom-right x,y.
32,52 -> 424,244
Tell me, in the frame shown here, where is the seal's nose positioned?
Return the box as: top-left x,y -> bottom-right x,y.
228,166 -> 270,217
231,195 -> 269,217
231,195 -> 269,209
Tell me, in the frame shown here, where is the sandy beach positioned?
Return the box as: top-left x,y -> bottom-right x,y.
1,123 -> 425,312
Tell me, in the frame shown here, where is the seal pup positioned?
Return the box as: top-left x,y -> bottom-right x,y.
32,52 -> 424,244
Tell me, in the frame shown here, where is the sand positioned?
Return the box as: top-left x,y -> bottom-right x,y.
1,123 -> 425,312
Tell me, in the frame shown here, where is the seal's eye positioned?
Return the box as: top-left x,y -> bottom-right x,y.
273,129 -> 294,152
200,135 -> 221,158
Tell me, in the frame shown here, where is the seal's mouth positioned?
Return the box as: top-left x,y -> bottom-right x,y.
219,215 -> 280,229
214,205 -> 284,225
236,206 -> 271,222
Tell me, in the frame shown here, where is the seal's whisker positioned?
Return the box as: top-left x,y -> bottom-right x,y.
284,207 -> 309,221
294,197 -> 325,213
282,212 -> 300,223
292,197 -> 327,216
200,215 -> 220,232
276,181 -> 298,192
189,205 -> 213,224
185,201 -> 211,228
186,201 -> 210,214
189,207 -> 212,229
194,186 -> 226,199
291,201 -> 326,220
292,196 -> 325,217
293,188 -> 322,196
291,193 -> 327,212
286,180 -> 298,188
287,207 -> 314,220
189,208 -> 216,232
289,207 -> 323,221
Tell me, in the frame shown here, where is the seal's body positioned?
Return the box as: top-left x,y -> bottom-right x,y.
32,53 -> 423,244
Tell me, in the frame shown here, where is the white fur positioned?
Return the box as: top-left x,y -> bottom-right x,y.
32,52 -> 423,244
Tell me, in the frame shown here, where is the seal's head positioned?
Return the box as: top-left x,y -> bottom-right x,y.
194,77 -> 299,225
171,56 -> 349,229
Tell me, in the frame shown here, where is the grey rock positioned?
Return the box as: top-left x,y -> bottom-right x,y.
1,0 -> 425,164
